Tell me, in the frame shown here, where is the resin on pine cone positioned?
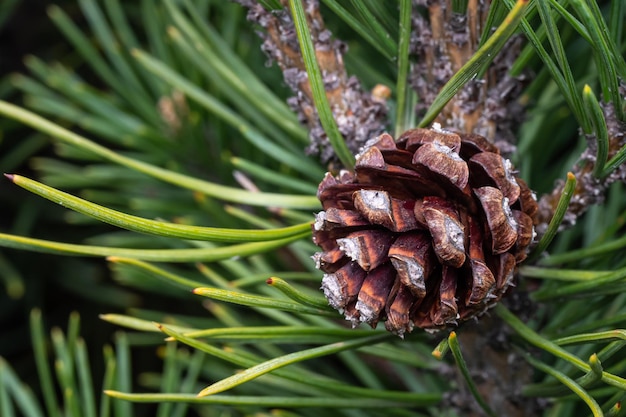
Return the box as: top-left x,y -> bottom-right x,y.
312,127 -> 538,335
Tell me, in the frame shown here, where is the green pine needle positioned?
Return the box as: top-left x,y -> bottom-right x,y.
6,174 -> 312,243
0,231 -> 309,262
448,332 -> 497,417
289,0 -> 355,170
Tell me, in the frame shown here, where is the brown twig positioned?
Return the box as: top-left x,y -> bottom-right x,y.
536,95 -> 626,235
410,0 -> 528,153
234,0 -> 388,165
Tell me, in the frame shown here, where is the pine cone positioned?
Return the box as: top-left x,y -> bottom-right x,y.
312,127 -> 538,335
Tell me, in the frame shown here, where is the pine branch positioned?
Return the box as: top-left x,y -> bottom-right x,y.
410,0 -> 529,151
537,91 -> 626,235
234,0 -> 388,165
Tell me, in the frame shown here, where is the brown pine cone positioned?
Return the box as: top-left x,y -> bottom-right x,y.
312,127 -> 538,335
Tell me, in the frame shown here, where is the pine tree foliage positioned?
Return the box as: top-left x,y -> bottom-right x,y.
0,1 -> 625,416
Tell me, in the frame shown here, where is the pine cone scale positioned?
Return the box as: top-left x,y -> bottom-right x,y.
388,232 -> 433,298
354,263 -> 396,326
474,186 -> 519,254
